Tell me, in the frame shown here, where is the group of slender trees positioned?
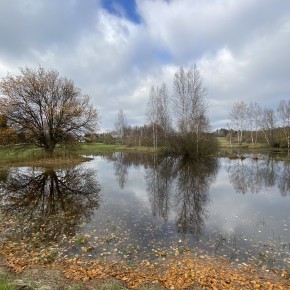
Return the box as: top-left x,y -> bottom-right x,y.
228,100 -> 290,149
114,65 -> 217,157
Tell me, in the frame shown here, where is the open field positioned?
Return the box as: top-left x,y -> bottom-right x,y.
75,143 -> 157,155
217,137 -> 271,149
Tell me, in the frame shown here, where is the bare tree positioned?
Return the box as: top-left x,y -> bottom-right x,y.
229,101 -> 248,146
172,65 -> 211,156
277,99 -> 290,150
248,102 -> 261,145
156,83 -> 172,147
114,109 -> 127,145
0,67 -> 99,155
226,122 -> 232,147
146,86 -> 158,150
259,108 -> 276,147
173,65 -> 208,133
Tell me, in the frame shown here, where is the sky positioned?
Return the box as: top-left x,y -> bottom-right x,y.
0,0 -> 289,131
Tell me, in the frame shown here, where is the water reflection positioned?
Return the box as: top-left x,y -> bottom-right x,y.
109,153 -> 219,238
145,155 -> 175,222
173,158 -> 218,237
0,167 -> 101,242
226,158 -> 290,196
1,154 -> 289,269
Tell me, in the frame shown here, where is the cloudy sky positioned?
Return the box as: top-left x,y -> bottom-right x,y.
0,0 -> 289,131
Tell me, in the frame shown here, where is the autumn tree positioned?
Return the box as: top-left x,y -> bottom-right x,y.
0,114 -> 17,145
0,67 -> 99,155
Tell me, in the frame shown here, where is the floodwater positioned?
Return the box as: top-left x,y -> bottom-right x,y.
0,153 -> 289,270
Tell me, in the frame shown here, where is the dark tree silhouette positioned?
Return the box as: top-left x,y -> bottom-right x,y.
0,166 -> 101,243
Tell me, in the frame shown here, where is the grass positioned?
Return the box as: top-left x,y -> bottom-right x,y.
0,141 -> 289,167
0,142 -> 158,167
76,142 -> 157,155
0,270 -> 36,290
0,144 -> 90,168
0,270 -> 163,290
0,273 -> 13,290
75,142 -> 128,155
217,137 -> 268,149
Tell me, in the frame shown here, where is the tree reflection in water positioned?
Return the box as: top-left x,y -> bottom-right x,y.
226,158 -> 290,196
0,167 -> 101,243
173,157 -> 218,238
109,153 -> 219,239
145,155 -> 176,222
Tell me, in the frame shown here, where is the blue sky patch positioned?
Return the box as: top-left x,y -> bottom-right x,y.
101,0 -> 141,23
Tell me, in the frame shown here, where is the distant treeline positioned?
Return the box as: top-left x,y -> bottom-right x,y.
216,100 -> 290,149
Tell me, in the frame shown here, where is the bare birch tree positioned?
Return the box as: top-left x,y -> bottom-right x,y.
173,65 -> 210,155
229,101 -> 248,146
146,84 -> 172,150
258,108 -> 276,147
146,86 -> 158,150
248,102 -> 261,145
114,109 -> 127,145
277,99 -> 290,150
156,83 -> 172,146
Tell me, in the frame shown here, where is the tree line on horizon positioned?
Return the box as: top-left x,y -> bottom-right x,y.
216,99 -> 290,149
3,65 -> 287,157
0,65 -> 217,157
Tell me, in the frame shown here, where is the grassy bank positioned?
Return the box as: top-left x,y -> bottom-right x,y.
0,145 -> 91,168
0,143 -> 158,168
0,141 -> 289,168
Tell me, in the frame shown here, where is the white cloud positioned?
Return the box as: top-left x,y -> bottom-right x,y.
0,0 -> 290,130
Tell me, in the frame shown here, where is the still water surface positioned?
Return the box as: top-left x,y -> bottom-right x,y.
0,153 -> 289,269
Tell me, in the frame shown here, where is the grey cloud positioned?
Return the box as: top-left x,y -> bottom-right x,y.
0,0 -> 101,60
0,0 -> 290,130
137,0 -> 290,61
